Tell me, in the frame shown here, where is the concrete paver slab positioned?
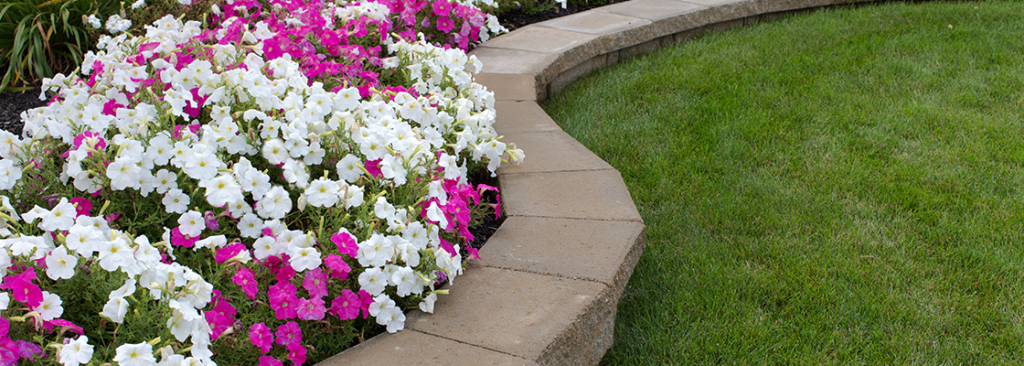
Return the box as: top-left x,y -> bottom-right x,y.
680,0 -> 750,6
499,170 -> 642,222
597,0 -> 706,22
480,217 -> 645,291
320,329 -> 539,366
493,101 -> 563,133
497,130 -> 614,174
406,266 -> 614,365
471,47 -> 559,75
479,26 -> 598,55
539,11 -> 651,35
475,73 -> 543,101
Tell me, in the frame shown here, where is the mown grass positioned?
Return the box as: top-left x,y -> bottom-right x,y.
542,1 -> 1024,364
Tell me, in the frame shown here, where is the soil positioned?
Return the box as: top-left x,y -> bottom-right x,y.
0,87 -> 46,136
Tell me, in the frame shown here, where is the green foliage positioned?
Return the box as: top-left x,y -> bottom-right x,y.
122,0 -> 215,36
0,0 -> 118,91
0,0 -> 215,92
545,1 -> 1024,364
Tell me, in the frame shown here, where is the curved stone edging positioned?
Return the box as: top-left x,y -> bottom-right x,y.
320,0 -> 875,364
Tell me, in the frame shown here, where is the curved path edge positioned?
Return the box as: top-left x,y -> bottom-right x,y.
320,0 -> 876,364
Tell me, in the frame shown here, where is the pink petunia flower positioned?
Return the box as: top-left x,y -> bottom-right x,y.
275,322 -> 302,347
436,16 -> 455,33
330,231 -> 358,258
268,282 -> 299,320
364,159 -> 382,178
204,211 -> 220,231
42,318 -> 83,335
259,356 -> 284,366
70,197 -> 92,217
171,228 -> 199,248
206,299 -> 237,341
275,264 -> 296,283
1,268 -> 43,307
359,290 -> 373,319
232,267 -> 259,300
249,323 -> 274,353
286,343 -> 307,366
466,247 -> 480,260
302,268 -> 328,299
431,0 -> 453,16
323,254 -> 350,280
329,289 -> 361,320
295,297 -> 326,321
216,243 -> 247,263
0,337 -> 17,366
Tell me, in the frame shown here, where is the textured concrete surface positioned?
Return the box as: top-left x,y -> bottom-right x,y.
496,130 -> 614,175
499,169 -> 642,222
492,101 -> 563,133
480,217 -> 645,287
405,266 -> 610,363
318,330 -> 539,366
319,0 -> 901,365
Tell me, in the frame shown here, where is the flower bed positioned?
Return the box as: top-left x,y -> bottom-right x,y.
0,0 -> 523,364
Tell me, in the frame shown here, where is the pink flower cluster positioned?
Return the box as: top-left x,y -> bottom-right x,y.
204,0 -> 500,96
220,240 -> 372,365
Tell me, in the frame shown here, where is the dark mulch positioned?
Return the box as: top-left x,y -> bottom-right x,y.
0,87 -> 45,136
498,2 -> 614,32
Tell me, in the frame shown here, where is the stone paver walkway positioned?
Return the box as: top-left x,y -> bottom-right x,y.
319,0 -> 874,364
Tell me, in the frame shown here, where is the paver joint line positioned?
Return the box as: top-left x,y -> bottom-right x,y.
480,263 -> 613,287
505,214 -> 644,223
319,0 -> 914,364
407,328 -> 526,359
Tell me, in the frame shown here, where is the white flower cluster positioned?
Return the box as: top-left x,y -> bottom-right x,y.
105,14 -> 133,34
8,13 -> 522,348
0,199 -> 217,365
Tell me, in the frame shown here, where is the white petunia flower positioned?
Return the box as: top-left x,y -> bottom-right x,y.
153,169 -> 177,193
162,189 -> 190,214
237,213 -> 264,239
391,266 -> 423,297
177,211 -> 206,237
58,335 -> 94,366
106,156 -> 142,191
45,246 -> 77,280
256,186 -> 291,219
97,237 -> 133,272
418,293 -> 437,314
101,296 -> 130,323
358,267 -> 388,296
33,291 -> 63,321
304,177 -> 339,208
201,174 -> 243,207
39,197 -> 76,232
0,159 -> 21,190
113,342 -> 156,366
288,246 -> 321,272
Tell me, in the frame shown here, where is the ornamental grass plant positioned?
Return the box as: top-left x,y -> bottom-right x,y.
545,1 -> 1024,364
0,0 -> 523,365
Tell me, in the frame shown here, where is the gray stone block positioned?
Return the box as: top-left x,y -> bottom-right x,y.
493,101 -> 563,133
406,266 -> 613,366
497,129 -> 614,175
475,73 -> 545,101
318,330 -> 539,365
499,170 -> 642,222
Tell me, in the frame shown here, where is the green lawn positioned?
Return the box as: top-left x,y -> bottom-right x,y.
542,1 -> 1024,364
